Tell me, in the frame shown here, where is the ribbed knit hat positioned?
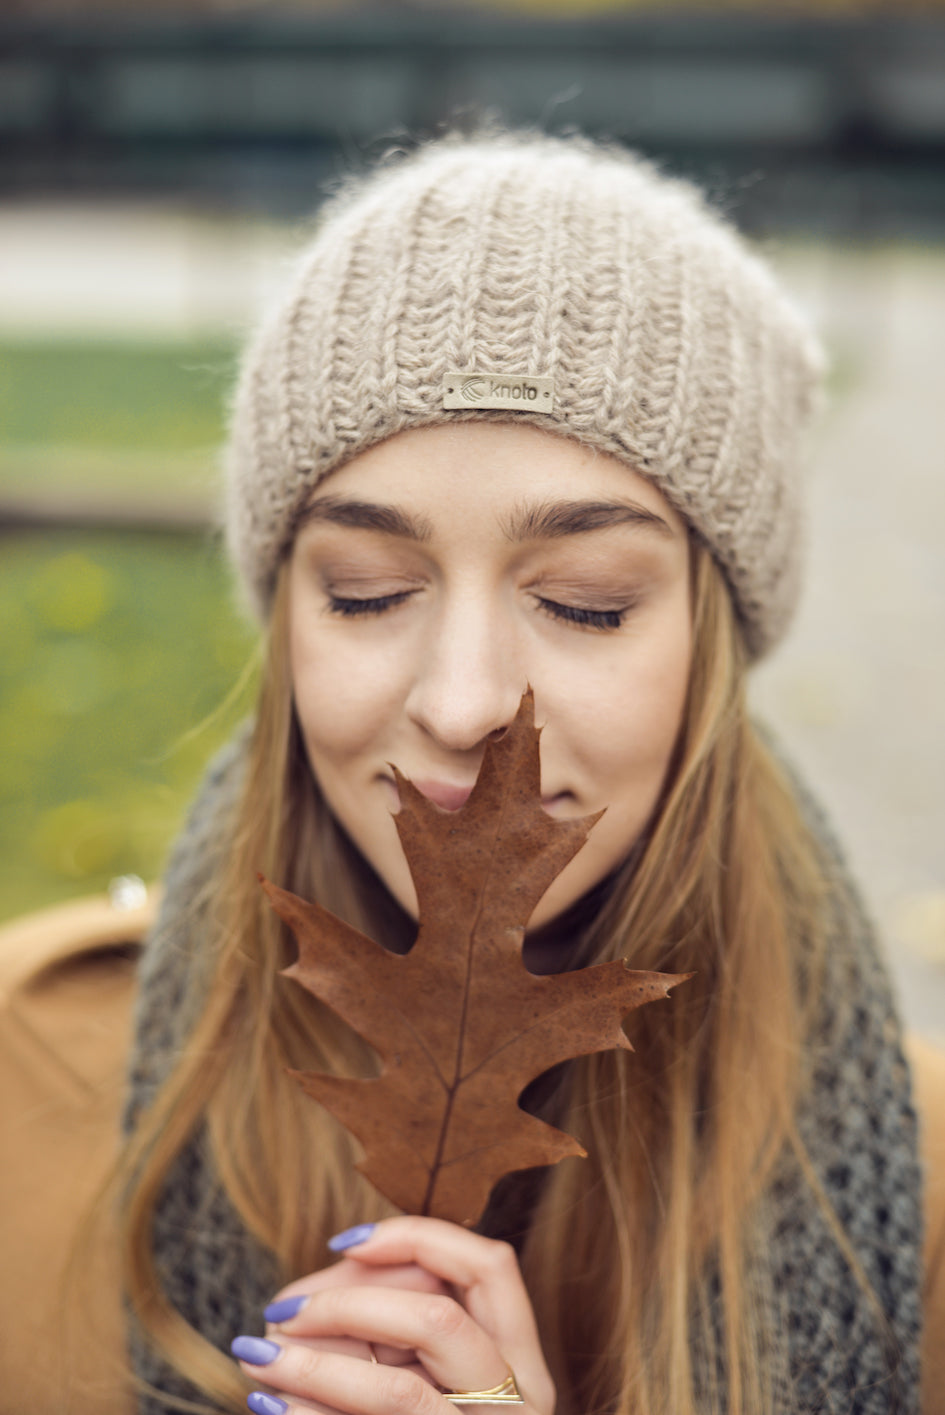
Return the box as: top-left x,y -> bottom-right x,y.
225,130 -> 825,659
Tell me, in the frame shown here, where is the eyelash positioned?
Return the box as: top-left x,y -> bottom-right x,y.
327,592 -> 413,617
327,591 -> 626,631
536,599 -> 625,631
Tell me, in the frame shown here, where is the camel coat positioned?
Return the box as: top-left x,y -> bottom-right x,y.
0,893 -> 151,1415
1,892 -> 944,1415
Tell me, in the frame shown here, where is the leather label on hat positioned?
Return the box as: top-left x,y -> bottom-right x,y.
443,372 -> 554,412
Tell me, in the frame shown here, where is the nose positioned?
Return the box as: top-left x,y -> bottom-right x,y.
404,593 -> 526,753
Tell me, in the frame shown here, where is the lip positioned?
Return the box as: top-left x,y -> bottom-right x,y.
411,779 -> 477,812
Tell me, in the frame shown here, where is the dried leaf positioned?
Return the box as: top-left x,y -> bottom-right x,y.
264,690 -> 688,1226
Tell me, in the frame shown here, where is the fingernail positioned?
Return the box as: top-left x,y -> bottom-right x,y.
231,1335 -> 282,1366
247,1394 -> 288,1415
327,1222 -> 376,1252
264,1294 -> 308,1324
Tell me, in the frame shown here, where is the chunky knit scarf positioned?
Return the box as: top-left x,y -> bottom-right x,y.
124,731 -> 923,1414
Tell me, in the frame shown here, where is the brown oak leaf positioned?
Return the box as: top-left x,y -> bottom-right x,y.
263,690 -> 688,1226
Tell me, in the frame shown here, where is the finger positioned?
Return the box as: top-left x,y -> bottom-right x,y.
260,1329 -> 412,1377
258,1334 -> 376,1362
265,1260 -> 448,1323
245,1369 -> 519,1415
265,1262 -> 450,1367
265,1329 -> 413,1374
235,1340 -> 447,1415
262,1286 -> 511,1396
322,1218 -> 554,1414
328,1219 -> 539,1354
247,1389 -> 334,1415
238,1337 -> 367,1415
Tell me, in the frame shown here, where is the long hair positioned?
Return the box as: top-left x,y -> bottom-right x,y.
114,541 -> 833,1415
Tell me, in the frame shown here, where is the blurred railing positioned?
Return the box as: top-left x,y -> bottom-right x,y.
2,10 -> 945,234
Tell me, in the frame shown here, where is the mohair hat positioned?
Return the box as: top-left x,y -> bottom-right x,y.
225,130 -> 825,659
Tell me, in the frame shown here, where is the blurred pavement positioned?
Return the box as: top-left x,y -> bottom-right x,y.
1,202 -> 942,1043
753,242 -> 945,1043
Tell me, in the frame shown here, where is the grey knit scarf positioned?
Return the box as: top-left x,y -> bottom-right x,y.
124,729 -> 923,1414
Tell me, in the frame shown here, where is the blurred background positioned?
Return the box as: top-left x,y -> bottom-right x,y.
1,0 -> 943,1038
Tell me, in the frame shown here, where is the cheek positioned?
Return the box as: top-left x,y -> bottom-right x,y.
574,611 -> 689,775
555,613 -> 691,846
528,620 -> 690,928
624,635 -> 691,768
288,614 -> 406,763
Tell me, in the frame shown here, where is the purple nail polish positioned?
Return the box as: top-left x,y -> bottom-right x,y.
247,1394 -> 288,1415
264,1294 -> 308,1324
231,1335 -> 282,1366
327,1222 -> 376,1252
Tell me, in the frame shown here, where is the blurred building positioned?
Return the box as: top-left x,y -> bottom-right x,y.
2,4 -> 944,236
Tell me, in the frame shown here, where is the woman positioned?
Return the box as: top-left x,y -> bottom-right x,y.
106,131 -> 942,1415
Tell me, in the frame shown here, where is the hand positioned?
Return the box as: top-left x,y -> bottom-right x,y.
231,1215 -> 556,1415
263,1241 -> 454,1381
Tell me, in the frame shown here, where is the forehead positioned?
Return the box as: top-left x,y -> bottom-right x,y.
309,422 -> 688,537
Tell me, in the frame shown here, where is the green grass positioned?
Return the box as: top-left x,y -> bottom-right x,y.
0,337 -> 239,516
0,526 -> 258,924
0,337 -> 237,452
0,339 -> 258,916
0,337 -> 259,921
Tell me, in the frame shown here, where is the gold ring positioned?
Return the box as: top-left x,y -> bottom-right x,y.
442,1369 -> 524,1405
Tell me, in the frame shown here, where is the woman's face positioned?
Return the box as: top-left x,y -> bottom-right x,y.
287,422 -> 693,930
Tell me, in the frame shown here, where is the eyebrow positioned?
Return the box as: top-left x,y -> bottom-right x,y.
296,496 -> 433,541
296,494 -> 674,544
503,499 -> 675,542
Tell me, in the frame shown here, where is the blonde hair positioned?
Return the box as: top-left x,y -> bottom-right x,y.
114,542 -> 833,1415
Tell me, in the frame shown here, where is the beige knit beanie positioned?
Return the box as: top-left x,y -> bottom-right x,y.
225,130 -> 825,659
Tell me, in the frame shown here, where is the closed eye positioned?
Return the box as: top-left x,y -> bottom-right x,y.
327,591 -> 415,617
327,591 -> 628,629
537,598 -> 625,631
